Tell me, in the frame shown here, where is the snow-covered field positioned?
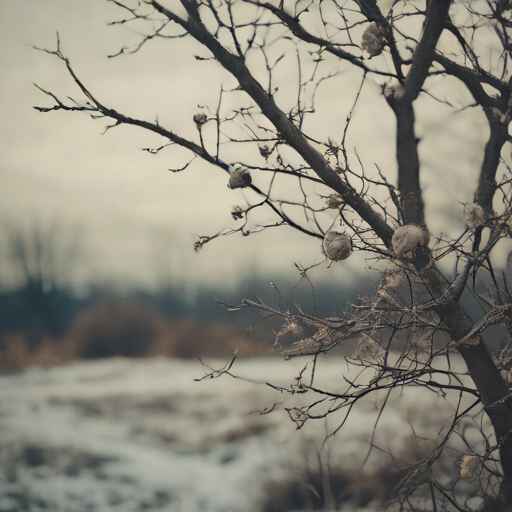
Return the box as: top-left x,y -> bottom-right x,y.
0,355 -> 471,512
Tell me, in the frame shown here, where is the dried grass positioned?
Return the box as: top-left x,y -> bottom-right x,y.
0,299 -> 271,370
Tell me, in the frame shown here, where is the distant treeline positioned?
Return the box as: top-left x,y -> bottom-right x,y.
0,275 -> 374,339
0,274 -> 377,367
0,270 -> 504,368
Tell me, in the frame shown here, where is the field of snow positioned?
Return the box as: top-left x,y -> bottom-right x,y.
0,355 -> 474,512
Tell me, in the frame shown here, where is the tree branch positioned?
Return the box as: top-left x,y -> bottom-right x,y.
475,108 -> 510,217
148,0 -> 395,247
383,0 -> 453,227
402,0 -> 453,103
433,53 -> 504,107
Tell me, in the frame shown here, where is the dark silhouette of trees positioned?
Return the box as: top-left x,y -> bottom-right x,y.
34,0 -> 512,509
0,218 -> 83,343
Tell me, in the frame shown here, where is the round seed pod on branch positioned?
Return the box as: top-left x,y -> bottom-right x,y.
361,22 -> 387,57
193,113 -> 207,129
323,231 -> 352,261
392,225 -> 429,257
228,166 -> 252,189
384,81 -> 406,101
258,143 -> 271,160
231,205 -> 244,220
463,203 -> 485,231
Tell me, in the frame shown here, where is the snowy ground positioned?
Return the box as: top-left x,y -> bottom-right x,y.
0,355 -> 472,512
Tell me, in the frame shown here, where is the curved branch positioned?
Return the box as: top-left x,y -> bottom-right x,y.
242,0 -> 399,79
355,0 -> 405,81
475,109 -> 510,217
433,53 -> 504,107
148,0 -> 395,247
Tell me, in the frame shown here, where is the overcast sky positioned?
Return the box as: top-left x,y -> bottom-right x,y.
1,0 -> 510,294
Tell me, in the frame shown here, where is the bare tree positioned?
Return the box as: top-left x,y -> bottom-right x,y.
34,0 -> 512,509
0,218 -> 83,343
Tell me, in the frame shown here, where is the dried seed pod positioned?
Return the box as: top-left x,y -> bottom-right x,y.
384,81 -> 405,101
392,225 -> 429,257
231,206 -> 244,220
228,166 -> 252,189
361,22 -> 387,57
258,143 -> 271,160
323,231 -> 352,261
193,113 -> 207,128
326,137 -> 339,154
460,455 -> 480,481
325,194 -> 343,209
463,203 -> 484,231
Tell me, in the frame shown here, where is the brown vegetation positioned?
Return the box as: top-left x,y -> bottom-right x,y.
260,464 -> 398,512
259,446 -> 412,512
0,299 -> 271,370
258,434 -> 480,512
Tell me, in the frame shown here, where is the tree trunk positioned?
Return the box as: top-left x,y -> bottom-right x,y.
418,254 -> 512,508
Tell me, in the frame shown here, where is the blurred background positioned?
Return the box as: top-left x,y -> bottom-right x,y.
0,4 -> 388,511
0,0 -> 382,367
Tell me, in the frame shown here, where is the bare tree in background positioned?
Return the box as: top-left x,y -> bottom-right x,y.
34,0 -> 512,509
0,218 -> 82,343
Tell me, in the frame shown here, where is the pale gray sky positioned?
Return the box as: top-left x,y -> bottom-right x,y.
1,0 -> 510,292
